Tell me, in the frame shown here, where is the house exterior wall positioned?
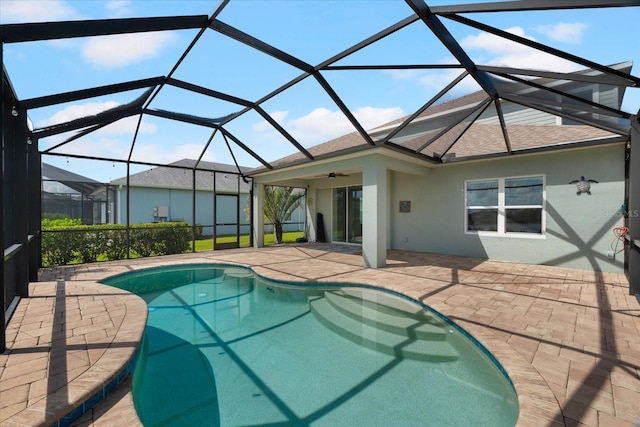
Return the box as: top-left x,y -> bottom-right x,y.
115,187 -> 250,236
477,101 -> 558,125
116,186 -> 306,236
387,144 -> 625,272
255,143 -> 623,272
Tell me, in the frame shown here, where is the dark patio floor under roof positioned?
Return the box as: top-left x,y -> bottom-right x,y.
1,0 -> 639,178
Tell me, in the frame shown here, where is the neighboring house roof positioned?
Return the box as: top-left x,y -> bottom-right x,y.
42,162 -> 101,184
42,162 -> 104,195
251,63 -> 631,173
111,159 -> 252,192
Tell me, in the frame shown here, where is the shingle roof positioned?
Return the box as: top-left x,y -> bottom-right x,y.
403,123 -> 618,159
111,159 -> 251,192
251,88 -> 623,173
261,121 -> 618,171
42,162 -> 101,184
42,162 -> 105,195
247,62 -> 631,174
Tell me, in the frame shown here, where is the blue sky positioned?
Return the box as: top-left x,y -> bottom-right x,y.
2,0 -> 639,182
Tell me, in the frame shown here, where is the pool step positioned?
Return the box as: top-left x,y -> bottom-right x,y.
339,288 -> 430,318
310,294 -> 459,362
325,291 -> 447,341
195,267 -> 253,285
223,267 -> 253,278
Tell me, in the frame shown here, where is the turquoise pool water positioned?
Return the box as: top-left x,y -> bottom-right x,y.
103,264 -> 519,426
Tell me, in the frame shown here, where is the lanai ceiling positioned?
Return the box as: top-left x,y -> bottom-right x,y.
1,0 -> 639,179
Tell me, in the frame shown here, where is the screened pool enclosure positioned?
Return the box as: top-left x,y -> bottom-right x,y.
2,0 -> 640,351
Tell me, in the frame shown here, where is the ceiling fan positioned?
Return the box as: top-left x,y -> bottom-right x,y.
310,171 -> 350,179
327,172 -> 349,179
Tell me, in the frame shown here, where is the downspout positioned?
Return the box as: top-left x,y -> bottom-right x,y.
0,43 -> 6,353
626,113 -> 640,295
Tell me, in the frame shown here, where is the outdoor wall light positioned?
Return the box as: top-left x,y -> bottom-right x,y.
26,137 -> 32,145
328,172 -> 336,179
11,106 -> 18,117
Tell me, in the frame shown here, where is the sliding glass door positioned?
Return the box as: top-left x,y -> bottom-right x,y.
332,186 -> 362,244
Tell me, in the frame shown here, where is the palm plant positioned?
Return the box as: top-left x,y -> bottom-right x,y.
263,186 -> 305,244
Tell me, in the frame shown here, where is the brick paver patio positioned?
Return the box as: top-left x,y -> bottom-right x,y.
1,245 -> 638,426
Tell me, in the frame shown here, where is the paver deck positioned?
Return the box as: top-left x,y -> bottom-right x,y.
1,245 -> 639,426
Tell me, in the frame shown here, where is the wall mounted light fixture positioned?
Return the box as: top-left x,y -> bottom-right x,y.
11,106 -> 18,117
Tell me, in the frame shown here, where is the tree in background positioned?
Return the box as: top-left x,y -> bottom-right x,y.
263,186 -> 304,244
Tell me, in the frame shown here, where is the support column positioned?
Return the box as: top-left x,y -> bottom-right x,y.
13,105 -> 29,297
362,156 -> 388,268
306,186 -> 317,242
627,114 -> 640,295
252,183 -> 265,247
28,138 -> 41,281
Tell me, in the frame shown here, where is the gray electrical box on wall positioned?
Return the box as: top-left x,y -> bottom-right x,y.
155,206 -> 169,220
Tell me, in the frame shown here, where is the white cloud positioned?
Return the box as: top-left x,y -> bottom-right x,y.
384,69 -> 424,81
461,27 -> 579,72
382,62 -> 483,100
419,69 -> 479,94
462,26 -> 534,53
82,31 -> 176,68
131,143 -> 216,164
253,106 -> 405,146
0,0 -> 80,23
37,102 -> 121,127
105,0 -> 134,18
387,26 -> 582,95
288,107 -> 349,142
41,136 -> 130,160
352,106 -> 405,131
253,111 -> 288,132
36,102 -> 157,135
40,139 -> 215,183
535,22 -> 587,44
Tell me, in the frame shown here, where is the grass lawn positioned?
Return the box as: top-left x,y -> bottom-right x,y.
191,231 -> 305,251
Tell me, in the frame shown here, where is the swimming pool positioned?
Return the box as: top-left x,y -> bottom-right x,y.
103,264 -> 519,426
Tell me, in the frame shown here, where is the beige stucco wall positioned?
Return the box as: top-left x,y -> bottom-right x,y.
388,144 -> 625,272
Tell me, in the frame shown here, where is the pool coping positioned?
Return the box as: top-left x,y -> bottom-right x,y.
1,280 -> 147,427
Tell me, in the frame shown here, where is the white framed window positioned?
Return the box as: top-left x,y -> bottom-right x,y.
465,175 -> 545,236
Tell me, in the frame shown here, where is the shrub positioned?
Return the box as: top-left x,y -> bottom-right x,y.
42,217 -> 83,228
77,230 -> 106,263
128,222 -> 191,256
102,227 -> 129,261
154,222 -> 191,255
41,221 -> 192,266
41,229 -> 82,266
129,226 -> 156,257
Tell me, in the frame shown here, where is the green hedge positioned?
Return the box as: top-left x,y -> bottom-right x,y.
41,221 -> 192,266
